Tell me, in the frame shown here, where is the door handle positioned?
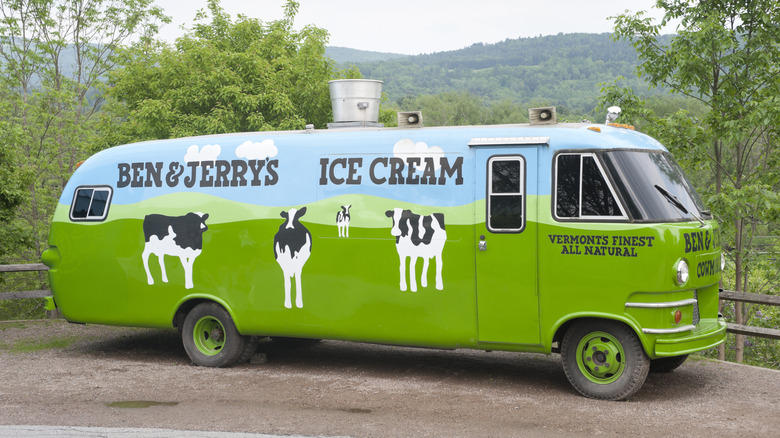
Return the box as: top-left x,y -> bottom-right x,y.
478,235 -> 487,251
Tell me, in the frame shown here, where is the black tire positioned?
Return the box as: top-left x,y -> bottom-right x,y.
650,354 -> 688,373
237,335 -> 260,363
560,320 -> 650,401
182,302 -> 251,367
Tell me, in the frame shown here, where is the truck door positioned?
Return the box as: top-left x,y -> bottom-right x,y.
473,144 -> 540,346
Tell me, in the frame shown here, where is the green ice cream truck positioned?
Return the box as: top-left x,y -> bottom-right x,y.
42,80 -> 726,400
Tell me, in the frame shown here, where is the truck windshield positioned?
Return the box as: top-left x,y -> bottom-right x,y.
601,150 -> 710,222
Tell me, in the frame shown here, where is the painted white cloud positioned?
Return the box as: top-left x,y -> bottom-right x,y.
184,144 -> 221,163
235,139 -> 278,160
393,138 -> 445,170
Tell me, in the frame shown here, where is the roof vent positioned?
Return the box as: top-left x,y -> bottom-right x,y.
528,107 -> 557,125
328,79 -> 384,128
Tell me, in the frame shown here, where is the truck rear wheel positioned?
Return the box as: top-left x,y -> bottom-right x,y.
182,302 -> 252,367
650,354 -> 688,373
561,320 -> 650,401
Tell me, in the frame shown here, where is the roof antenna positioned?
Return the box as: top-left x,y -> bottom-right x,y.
605,106 -> 622,124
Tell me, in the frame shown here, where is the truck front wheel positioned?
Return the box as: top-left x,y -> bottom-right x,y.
182,302 -> 254,367
561,320 -> 650,400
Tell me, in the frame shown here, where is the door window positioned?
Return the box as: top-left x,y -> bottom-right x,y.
487,156 -> 525,232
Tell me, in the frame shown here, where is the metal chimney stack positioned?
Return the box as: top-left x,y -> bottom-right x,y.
327,79 -> 384,128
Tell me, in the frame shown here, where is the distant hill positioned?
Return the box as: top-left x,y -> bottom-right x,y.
340,33 -> 674,115
325,46 -> 408,64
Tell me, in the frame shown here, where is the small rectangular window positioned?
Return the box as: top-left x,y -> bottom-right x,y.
487,156 -> 525,232
71,189 -> 94,219
69,186 -> 112,221
554,153 -> 626,220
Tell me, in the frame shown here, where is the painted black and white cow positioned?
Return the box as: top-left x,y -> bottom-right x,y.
385,208 -> 446,292
142,212 -> 208,290
274,207 -> 312,309
336,205 -> 351,238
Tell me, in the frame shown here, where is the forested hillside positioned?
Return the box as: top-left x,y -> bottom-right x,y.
325,46 -> 408,64
341,33 -> 673,115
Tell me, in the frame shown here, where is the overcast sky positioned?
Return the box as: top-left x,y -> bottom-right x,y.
153,0 -> 676,55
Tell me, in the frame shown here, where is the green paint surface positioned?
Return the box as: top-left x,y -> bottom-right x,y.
47,191 -> 725,358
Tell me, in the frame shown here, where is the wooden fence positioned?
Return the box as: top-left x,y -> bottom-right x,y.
719,290 -> 780,340
0,263 -> 51,300
1,264 -> 779,340
0,263 -> 55,318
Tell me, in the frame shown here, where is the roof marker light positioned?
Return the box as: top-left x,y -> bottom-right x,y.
607,123 -> 636,130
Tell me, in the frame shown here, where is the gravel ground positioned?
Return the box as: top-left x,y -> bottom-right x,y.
1,320 -> 778,438
0,425 -> 303,437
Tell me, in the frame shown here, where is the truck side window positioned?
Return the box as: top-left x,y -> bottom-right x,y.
70,186 -> 112,221
555,153 -> 626,220
487,156 -> 525,232
556,154 -> 580,217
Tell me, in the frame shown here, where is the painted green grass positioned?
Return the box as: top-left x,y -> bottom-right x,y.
55,191 -> 484,227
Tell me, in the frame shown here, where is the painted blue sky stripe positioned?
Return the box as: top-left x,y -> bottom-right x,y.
62,125 -> 667,208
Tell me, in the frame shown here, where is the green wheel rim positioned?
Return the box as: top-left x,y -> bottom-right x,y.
192,315 -> 226,356
575,331 -> 626,384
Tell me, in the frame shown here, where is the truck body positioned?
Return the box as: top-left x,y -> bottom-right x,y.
43,117 -> 726,399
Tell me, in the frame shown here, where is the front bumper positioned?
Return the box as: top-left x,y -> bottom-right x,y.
653,317 -> 727,357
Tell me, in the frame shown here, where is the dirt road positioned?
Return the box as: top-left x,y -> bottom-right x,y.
1,320 -> 778,437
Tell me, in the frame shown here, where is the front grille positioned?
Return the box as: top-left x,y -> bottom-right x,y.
692,290 -> 700,325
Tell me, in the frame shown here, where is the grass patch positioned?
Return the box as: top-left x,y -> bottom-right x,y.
0,336 -> 80,353
0,321 -> 30,331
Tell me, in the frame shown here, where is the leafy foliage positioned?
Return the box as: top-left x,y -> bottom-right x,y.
395,92 -> 511,126
0,0 -> 168,315
608,0 -> 780,364
104,0 -> 358,143
0,99 -> 32,261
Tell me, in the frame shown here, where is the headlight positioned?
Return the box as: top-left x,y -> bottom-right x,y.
676,259 -> 689,286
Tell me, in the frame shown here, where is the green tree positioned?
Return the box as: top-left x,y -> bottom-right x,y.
0,0 -> 167,317
488,99 -> 528,125
607,1 -> 780,363
398,92 -> 531,127
418,92 -> 490,126
0,105 -> 31,261
105,0 -> 357,143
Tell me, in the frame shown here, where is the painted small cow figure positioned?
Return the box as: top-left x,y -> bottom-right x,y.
142,212 -> 208,290
336,205 -> 351,238
385,208 -> 446,292
274,207 -> 312,309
